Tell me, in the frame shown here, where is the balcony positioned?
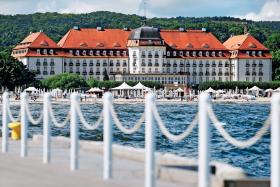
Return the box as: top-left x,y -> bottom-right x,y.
76,63 -> 80,66
83,63 -> 87,67
218,64 -> 223,67
154,55 -> 159,58
110,63 -> 114,67
43,71 -> 48,75
148,55 -> 153,58
186,72 -> 190,76
252,72 -> 257,76
212,72 -> 216,76
224,72 -> 229,76
206,64 -> 210,67
76,71 -> 80,74
192,64 -> 197,67
246,64 -> 250,67
89,71 -> 94,75
83,71 -> 87,75
50,71 -> 55,75
259,72 -> 263,76
192,72 -> 197,76
212,64 -> 216,67
245,71 -> 250,76
50,62 -> 55,66
69,63 -> 73,66
199,72 -> 203,76
199,64 -> 203,67
186,64 -> 190,67
252,63 -> 257,67
96,72 -> 100,75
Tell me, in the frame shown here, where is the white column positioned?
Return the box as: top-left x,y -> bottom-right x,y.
2,92 -> 9,153
20,92 -> 28,157
70,93 -> 79,171
43,93 -> 51,164
145,93 -> 156,187
271,93 -> 280,187
198,93 -> 211,187
103,92 -> 113,180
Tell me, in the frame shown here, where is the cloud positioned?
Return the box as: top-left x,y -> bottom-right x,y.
239,0 -> 280,21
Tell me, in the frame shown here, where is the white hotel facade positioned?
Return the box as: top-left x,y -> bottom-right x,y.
12,26 -> 272,85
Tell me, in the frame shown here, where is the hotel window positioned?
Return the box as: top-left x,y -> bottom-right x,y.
133,59 -> 136,66
83,60 -> 87,66
43,49 -> 47,55
50,59 -> 54,66
116,60 -> 120,66
192,51 -> 196,56
43,59 -> 47,66
36,59 -> 40,66
252,51 -> 256,56
212,51 -> 215,56
37,49 -> 40,54
206,51 -> 209,57
199,77 -> 203,83
103,50 -> 106,55
133,51 -> 137,57
180,51 -> 183,56
252,77 -> 256,82
258,51 -> 262,56
69,50 -> 73,55
89,60 -> 93,66
167,51 -> 170,56
117,51 -> 120,56
199,51 -> 203,57
219,77 -> 222,81
103,60 -> 107,66
212,77 -> 216,81
83,50 -> 86,55
75,50 -> 79,55
259,77 -> 262,82
155,51 -> 159,58
218,51 -> 223,57
123,60 -> 127,66
50,49 -> 53,55
96,60 -> 100,66
96,50 -> 100,55
148,51 -> 152,58
246,51 -> 250,56
123,51 -> 127,56
110,50 -> 113,56
90,50 -> 93,55
186,51 -> 189,56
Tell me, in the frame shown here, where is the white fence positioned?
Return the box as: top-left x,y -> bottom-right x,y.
1,91 -> 280,187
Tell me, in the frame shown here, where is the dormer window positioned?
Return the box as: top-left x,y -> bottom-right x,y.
246,51 -> 250,56
110,50 -> 113,56
218,51 -> 223,57
96,50 -> 100,55
258,51 -> 262,56
212,51 -> 215,56
166,51 -> 170,56
199,51 -> 203,57
180,51 -> 183,56
82,50 -> 86,55
186,51 -> 189,56
173,51 -> 176,56
37,49 -> 40,54
103,50 -> 106,55
75,50 -> 79,56
49,49 -> 53,55
206,51 -> 209,57
43,49 -> 47,55
123,51 -> 127,56
90,50 -> 93,55
252,51 -> 256,56
192,51 -> 196,56
69,50 -> 73,55
117,51 -> 120,56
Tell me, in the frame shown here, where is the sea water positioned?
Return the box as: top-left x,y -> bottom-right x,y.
1,102 -> 270,177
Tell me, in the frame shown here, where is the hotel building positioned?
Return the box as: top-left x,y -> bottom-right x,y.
12,26 -> 272,85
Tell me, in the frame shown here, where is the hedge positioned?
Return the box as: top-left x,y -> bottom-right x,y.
198,81 -> 280,90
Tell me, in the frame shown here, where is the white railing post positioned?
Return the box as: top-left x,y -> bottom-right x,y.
2,92 -> 9,153
20,92 -> 28,158
103,92 -> 113,180
43,93 -> 51,164
198,93 -> 211,187
271,93 -> 280,187
70,93 -> 79,171
145,93 -> 156,187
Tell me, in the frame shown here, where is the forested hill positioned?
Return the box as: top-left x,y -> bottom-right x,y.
1,11 -> 280,51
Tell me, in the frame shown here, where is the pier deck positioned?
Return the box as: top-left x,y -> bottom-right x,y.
0,139 -> 192,187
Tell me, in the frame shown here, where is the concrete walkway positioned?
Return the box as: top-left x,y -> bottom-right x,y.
0,139 -> 193,187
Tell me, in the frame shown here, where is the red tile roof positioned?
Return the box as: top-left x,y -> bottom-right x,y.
14,32 -> 59,50
223,34 -> 268,51
57,28 -> 130,49
160,30 -> 227,50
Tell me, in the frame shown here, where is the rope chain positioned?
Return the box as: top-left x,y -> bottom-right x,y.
75,104 -> 103,130
207,105 -> 271,149
48,103 -> 70,128
152,104 -> 198,142
110,105 -> 145,134
25,102 -> 43,125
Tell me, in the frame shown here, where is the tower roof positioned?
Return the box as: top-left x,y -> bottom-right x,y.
128,26 -> 162,40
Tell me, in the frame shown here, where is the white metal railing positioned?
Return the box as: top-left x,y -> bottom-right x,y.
1,91 -> 279,187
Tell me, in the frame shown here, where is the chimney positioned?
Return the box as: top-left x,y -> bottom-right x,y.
244,23 -> 248,34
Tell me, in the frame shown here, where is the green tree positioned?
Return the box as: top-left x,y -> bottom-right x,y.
41,73 -> 88,89
0,54 -> 36,90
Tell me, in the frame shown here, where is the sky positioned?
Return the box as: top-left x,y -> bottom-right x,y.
0,0 -> 279,21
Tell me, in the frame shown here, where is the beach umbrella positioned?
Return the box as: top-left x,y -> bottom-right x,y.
205,87 -> 216,93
